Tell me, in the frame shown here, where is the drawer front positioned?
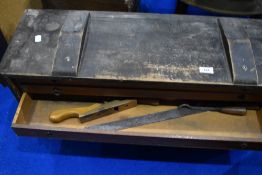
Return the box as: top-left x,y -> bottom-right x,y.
12,93 -> 262,150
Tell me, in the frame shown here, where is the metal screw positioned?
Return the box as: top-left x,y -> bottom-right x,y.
242,65 -> 248,71
65,56 -> 70,62
125,0 -> 135,11
52,88 -> 61,96
238,94 -> 245,100
240,142 -> 248,149
47,131 -> 52,136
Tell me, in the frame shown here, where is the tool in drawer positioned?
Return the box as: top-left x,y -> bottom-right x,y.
86,104 -> 247,131
49,100 -> 137,123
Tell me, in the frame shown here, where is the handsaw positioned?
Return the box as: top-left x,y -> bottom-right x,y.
86,104 -> 247,131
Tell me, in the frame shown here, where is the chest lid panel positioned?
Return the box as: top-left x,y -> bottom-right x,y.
1,10 -> 262,87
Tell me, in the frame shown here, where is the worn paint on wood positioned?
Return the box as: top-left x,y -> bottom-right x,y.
79,13 -> 231,83
1,10 -> 262,88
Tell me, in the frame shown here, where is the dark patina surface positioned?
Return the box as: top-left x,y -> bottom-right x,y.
1,10 -> 262,102
2,10 -> 262,150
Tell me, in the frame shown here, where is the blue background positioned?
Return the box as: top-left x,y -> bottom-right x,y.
1,0 -> 262,174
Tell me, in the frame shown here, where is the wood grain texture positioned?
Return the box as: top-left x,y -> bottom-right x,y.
52,12 -> 89,76
1,10 -> 67,75
12,93 -> 33,124
22,85 -> 262,103
219,18 -> 258,85
12,93 -> 262,150
2,10 -> 262,105
49,103 -> 101,123
79,13 -> 231,83
2,10 -> 262,86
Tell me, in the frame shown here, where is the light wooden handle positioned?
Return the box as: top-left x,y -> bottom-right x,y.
49,103 -> 101,123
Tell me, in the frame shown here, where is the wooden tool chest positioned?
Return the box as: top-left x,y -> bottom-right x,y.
1,9 -> 262,149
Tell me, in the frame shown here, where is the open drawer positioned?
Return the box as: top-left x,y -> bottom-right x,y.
12,93 -> 262,150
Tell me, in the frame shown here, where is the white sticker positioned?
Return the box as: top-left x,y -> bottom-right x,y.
35,35 -> 42,43
199,67 -> 214,74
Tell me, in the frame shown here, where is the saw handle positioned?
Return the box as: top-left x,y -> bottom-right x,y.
49,104 -> 101,123
219,107 -> 247,116
179,104 -> 247,116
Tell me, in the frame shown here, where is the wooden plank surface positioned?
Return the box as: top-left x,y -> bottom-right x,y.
1,10 -> 67,75
1,10 -> 262,86
79,13 -> 231,83
1,10 -> 262,104
52,12 -> 89,76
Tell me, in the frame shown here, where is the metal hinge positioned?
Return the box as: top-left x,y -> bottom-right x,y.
125,0 -> 140,12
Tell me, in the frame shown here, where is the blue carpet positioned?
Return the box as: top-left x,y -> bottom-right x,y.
139,0 -> 177,14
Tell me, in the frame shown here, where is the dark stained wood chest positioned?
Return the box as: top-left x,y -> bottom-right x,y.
1,9 -> 262,150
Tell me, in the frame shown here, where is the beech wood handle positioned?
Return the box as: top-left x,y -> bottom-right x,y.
49,103 -> 101,123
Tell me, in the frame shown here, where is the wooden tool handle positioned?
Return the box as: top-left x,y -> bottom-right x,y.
220,107 -> 247,116
49,103 -> 101,123
50,110 -> 79,123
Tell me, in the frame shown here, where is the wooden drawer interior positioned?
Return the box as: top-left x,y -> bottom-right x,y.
12,93 -> 262,149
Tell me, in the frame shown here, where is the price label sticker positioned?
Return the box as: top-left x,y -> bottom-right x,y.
35,35 -> 42,43
199,67 -> 214,74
